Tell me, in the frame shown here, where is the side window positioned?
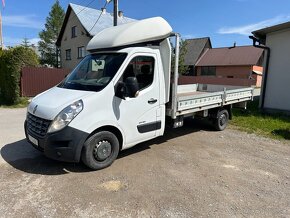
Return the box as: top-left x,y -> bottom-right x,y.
65,49 -> 71,60
123,56 -> 155,91
72,26 -> 77,38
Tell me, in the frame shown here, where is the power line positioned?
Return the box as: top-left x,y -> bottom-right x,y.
88,0 -> 108,33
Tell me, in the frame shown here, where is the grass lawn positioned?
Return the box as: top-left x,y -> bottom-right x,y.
231,101 -> 290,140
0,97 -> 30,108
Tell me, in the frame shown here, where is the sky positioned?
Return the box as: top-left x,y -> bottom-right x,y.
1,0 -> 290,48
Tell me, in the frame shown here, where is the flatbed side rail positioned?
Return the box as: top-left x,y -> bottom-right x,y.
167,87 -> 254,117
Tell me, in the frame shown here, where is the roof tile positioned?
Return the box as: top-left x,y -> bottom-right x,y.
195,46 -> 264,66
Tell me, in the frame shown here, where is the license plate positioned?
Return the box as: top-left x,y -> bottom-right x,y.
28,134 -> 38,146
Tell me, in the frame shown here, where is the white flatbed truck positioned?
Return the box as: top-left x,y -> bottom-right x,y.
25,17 -> 253,170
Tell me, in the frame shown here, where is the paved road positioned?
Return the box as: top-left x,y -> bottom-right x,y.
0,108 -> 290,217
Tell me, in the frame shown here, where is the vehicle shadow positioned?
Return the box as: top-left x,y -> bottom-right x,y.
1,118 -> 214,175
1,139 -> 91,175
119,118 -> 214,158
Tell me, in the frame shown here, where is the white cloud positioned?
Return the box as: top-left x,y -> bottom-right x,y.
29,38 -> 41,45
3,36 -> 40,46
2,14 -> 43,29
218,15 -> 290,35
182,34 -> 197,39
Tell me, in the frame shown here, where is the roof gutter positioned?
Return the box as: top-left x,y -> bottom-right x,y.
249,35 -> 270,110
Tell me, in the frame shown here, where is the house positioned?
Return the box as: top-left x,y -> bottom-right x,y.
190,45 -> 264,87
56,3 -> 135,70
183,37 -> 212,75
252,21 -> 290,114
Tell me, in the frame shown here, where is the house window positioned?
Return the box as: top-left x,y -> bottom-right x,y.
78,46 -> 85,59
65,49 -> 71,60
201,66 -> 216,76
72,26 -> 77,38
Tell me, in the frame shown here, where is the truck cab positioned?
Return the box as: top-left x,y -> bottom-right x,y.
25,17 -> 173,169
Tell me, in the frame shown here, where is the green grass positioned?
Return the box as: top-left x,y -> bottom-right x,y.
231,101 -> 290,140
0,97 -> 30,108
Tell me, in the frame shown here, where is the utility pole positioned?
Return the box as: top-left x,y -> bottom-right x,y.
113,0 -> 118,26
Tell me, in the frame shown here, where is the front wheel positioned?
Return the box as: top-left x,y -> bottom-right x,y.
81,131 -> 120,170
213,109 -> 229,131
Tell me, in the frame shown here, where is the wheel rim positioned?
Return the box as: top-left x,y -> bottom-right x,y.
93,140 -> 112,161
219,114 -> 227,126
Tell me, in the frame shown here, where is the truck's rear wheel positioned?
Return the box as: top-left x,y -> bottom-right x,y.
214,109 -> 229,131
81,131 -> 119,170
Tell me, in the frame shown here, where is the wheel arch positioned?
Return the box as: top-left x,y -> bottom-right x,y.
87,125 -> 124,150
209,105 -> 232,120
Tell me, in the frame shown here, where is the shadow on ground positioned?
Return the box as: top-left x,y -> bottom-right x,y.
1,119 -> 213,175
271,129 -> 290,140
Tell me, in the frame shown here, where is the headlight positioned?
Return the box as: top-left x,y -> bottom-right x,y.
48,100 -> 83,133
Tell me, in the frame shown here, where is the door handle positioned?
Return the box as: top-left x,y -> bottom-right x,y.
148,98 -> 157,104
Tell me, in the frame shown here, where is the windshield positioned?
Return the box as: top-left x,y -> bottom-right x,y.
58,53 -> 127,92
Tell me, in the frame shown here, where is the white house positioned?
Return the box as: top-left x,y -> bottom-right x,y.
252,21 -> 290,114
56,3 -> 136,70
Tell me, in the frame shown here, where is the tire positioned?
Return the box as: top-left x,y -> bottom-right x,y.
81,131 -> 120,170
214,109 -> 229,131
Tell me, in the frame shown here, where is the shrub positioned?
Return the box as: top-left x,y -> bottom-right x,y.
0,47 -> 39,105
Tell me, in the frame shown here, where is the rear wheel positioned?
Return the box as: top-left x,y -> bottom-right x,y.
213,109 -> 229,131
81,131 -> 120,170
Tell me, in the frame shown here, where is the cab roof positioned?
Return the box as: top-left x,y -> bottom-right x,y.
86,17 -> 173,51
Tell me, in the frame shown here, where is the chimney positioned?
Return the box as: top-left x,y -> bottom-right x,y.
229,42 -> 237,49
101,8 -> 106,14
118,11 -> 124,18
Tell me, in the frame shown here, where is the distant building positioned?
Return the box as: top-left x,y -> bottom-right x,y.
56,3 -> 136,70
252,21 -> 290,114
184,37 -> 212,75
194,45 -> 264,87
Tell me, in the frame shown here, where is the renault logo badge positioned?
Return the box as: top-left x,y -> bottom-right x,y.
33,105 -> 38,114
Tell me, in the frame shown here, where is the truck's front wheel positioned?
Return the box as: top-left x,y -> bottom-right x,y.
81,131 -> 120,170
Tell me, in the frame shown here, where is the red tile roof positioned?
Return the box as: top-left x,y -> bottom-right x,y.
196,46 -> 264,66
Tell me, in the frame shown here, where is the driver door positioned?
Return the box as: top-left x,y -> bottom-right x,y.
114,54 -> 160,146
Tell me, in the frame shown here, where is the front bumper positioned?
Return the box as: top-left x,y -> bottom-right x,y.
24,121 -> 89,163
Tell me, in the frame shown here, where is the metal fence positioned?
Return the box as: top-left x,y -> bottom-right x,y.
21,67 -> 70,97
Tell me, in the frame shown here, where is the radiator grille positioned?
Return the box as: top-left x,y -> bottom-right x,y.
27,113 -> 51,137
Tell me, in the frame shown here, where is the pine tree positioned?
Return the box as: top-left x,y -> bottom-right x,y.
171,39 -> 189,75
178,39 -> 189,75
21,37 -> 30,48
38,0 -> 65,67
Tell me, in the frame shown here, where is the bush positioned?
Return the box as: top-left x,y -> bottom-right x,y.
0,47 -> 39,105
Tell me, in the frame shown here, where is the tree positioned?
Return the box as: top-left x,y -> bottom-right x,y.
171,39 -> 189,75
21,37 -> 30,48
38,0 -> 65,67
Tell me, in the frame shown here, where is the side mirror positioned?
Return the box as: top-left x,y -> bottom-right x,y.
115,82 -> 126,100
125,77 -> 139,98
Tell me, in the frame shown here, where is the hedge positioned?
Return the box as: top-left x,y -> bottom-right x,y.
0,47 -> 39,105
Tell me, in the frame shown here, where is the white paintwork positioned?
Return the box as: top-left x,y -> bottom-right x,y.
28,87 -> 95,120
159,38 -> 172,103
28,17 -> 254,155
87,17 -> 173,51
262,29 -> 290,111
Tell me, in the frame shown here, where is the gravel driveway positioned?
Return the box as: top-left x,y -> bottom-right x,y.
0,108 -> 289,217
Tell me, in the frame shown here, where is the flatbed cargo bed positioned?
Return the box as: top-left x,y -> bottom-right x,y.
167,84 -> 254,117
